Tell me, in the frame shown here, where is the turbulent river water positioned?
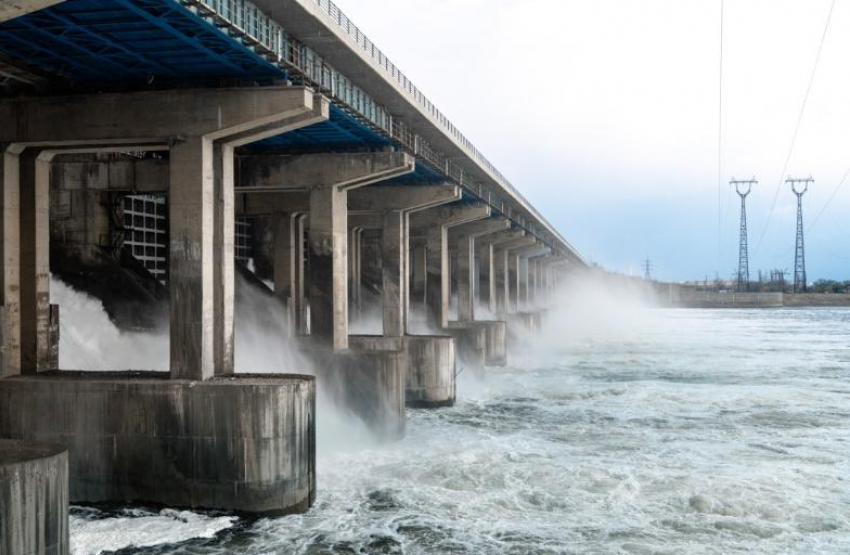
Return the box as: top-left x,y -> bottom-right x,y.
64,296 -> 850,555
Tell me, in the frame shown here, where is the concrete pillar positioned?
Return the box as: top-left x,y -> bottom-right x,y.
168,138 -> 221,379
426,226 -> 448,327
479,242 -> 495,314
528,257 -> 539,304
449,218 -> 510,322
496,237 -> 537,314
524,251 -> 552,307
0,146 -> 20,377
18,151 -> 51,373
508,252 -> 520,313
409,204 -> 490,328
495,248 -> 509,314
382,210 -> 406,336
477,230 -> 525,315
1,87 -> 328,380
238,153 -> 417,350
518,257 -> 528,307
213,143 -> 234,374
454,233 -> 474,321
349,185 -> 463,335
513,246 -> 549,310
274,212 -> 306,335
348,225 -> 362,317
309,186 -> 349,350
410,239 -> 427,305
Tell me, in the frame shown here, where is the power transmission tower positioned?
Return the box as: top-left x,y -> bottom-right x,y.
788,176 -> 813,293
731,178 -> 756,292
643,257 -> 652,281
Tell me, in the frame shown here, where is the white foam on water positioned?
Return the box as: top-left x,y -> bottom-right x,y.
56,274 -> 850,554
51,276 -> 168,370
69,508 -> 236,555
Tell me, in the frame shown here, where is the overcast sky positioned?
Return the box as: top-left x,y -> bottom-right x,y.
339,0 -> 850,281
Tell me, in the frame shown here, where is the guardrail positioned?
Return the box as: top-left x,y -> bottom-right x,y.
181,0 -> 575,257
313,0 -> 516,191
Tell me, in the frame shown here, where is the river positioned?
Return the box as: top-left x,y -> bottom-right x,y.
66,303 -> 850,554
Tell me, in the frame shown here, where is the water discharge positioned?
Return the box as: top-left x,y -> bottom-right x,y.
53,277 -> 850,554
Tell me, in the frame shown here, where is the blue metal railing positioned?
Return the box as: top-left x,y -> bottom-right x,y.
179,0 -> 572,252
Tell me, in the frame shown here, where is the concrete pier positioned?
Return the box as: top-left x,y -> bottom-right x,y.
239,153 -> 418,434
402,335 -> 456,407
0,0 -> 589,526
348,185 -> 463,408
0,87 -> 327,516
0,373 -> 315,515
332,340 -> 407,440
0,440 -> 68,555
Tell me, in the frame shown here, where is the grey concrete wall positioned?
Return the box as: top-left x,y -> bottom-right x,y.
0,372 -> 315,515
403,335 -> 455,408
446,320 -> 507,368
0,439 -> 68,555
445,321 -> 486,369
331,341 -> 406,441
482,320 -> 507,367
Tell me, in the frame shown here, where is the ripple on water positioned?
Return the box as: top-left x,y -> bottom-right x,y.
69,308 -> 850,555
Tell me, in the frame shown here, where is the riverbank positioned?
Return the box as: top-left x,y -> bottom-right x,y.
659,287 -> 850,309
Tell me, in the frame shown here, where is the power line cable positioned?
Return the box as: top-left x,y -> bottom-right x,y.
807,165 -> 850,232
717,0 -> 725,266
753,0 -> 836,255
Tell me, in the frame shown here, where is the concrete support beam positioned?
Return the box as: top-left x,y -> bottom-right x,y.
239,153 -> 418,350
238,153 -> 414,192
0,87 -> 323,147
349,184 -> 460,336
50,155 -> 170,193
1,87 -> 327,380
410,204 -> 490,328
478,230 -> 525,315
449,218 -> 510,322
500,237 -> 537,314
516,247 -> 551,307
289,155 -> 415,351
347,213 -> 383,230
238,153 -> 415,350
237,191 -> 309,216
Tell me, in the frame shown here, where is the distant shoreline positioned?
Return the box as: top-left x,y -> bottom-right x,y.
657,288 -> 850,309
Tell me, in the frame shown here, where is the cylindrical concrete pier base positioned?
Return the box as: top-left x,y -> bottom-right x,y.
0,373 -> 315,516
0,440 -> 69,555
482,320 -> 508,366
448,321 -> 507,367
446,322 -> 487,368
404,335 -> 455,408
337,338 -> 407,441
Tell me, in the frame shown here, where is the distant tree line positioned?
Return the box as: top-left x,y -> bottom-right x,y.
809,280 -> 850,294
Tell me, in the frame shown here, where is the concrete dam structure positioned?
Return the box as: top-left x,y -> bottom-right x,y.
0,0 -> 585,548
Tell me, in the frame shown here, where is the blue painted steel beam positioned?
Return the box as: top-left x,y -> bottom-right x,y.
0,0 -> 440,177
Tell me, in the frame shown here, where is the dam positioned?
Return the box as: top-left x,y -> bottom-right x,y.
0,0 -> 583,549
